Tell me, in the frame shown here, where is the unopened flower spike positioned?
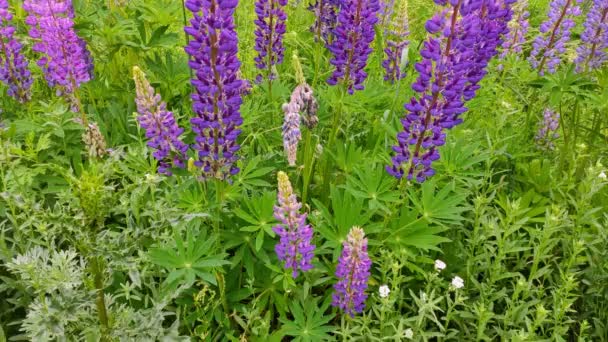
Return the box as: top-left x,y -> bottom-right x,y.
273,171 -> 315,278
332,226 -> 372,316
0,0 -> 33,103
184,0 -> 245,180
133,66 -> 188,176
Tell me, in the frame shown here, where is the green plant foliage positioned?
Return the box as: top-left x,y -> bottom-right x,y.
0,0 -> 607,340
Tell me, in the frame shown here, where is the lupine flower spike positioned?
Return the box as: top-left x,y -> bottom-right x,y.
308,0 -> 340,44
23,0 -> 93,112
254,0 -> 288,83
332,226 -> 372,316
327,0 -> 381,94
273,171 -> 315,278
535,108 -> 560,150
574,0 -> 608,72
133,66 -> 188,176
382,0 -> 410,83
499,0 -> 529,61
0,0 -> 32,103
282,54 -> 319,166
387,0 -> 515,182
528,0 -> 582,75
184,0 -> 245,180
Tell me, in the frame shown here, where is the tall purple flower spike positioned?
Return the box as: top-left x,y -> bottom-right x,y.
528,0 -> 582,75
23,0 -> 93,104
382,0 -> 409,83
387,0 -> 514,182
332,226 -> 371,317
254,0 -> 288,83
574,0 -> 608,72
499,0 -> 529,60
0,0 -> 32,103
327,0 -> 381,94
273,171 -> 315,278
535,108 -> 560,150
309,0 -> 340,44
133,66 -> 188,176
184,0 -> 245,180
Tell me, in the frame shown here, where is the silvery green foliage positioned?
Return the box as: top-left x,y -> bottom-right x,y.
7,246 -> 85,294
7,247 -> 94,340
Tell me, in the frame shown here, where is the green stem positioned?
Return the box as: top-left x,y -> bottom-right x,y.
214,179 -> 224,252
91,255 -> 109,338
302,129 -> 314,204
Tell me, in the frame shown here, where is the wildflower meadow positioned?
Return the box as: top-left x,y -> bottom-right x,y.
1,0 -> 608,340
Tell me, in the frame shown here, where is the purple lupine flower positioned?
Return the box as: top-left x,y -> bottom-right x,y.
574,0 -> 608,72
184,0 -> 245,180
327,0 -> 381,94
499,0 -> 529,60
254,0 -> 288,83
0,0 -> 32,103
528,0 -> 582,75
382,0 -> 409,83
281,84 -> 318,166
387,0 -> 514,182
309,0 -> 340,44
535,108 -> 560,150
133,66 -> 188,176
273,171 -> 315,278
23,0 -> 93,103
378,0 -> 396,28
332,226 -> 371,317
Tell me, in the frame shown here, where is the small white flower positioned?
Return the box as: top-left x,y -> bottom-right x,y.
404,328 -> 414,339
451,276 -> 465,289
434,259 -> 446,272
379,285 -> 390,298
600,171 -> 607,180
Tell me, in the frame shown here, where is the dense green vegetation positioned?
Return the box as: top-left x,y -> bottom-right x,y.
0,0 -> 607,340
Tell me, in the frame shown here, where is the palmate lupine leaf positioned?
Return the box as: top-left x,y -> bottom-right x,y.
234,191 -> 277,251
277,296 -> 335,341
384,206 -> 450,252
407,179 -> 469,227
312,187 -> 376,257
343,164 -> 400,214
149,227 -> 229,288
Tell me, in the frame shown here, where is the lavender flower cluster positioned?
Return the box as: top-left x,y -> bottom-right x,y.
535,108 -> 560,150
327,0 -> 380,94
387,0 -> 515,182
23,0 -> 93,99
382,0 -> 409,83
308,0 -> 340,44
133,66 -> 188,175
0,0 -> 32,103
574,0 -> 608,72
184,0 -> 245,180
499,0 -> 529,60
332,226 -> 371,316
273,172 -> 315,278
254,0 -> 288,83
282,84 -> 318,166
528,0 -> 582,75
